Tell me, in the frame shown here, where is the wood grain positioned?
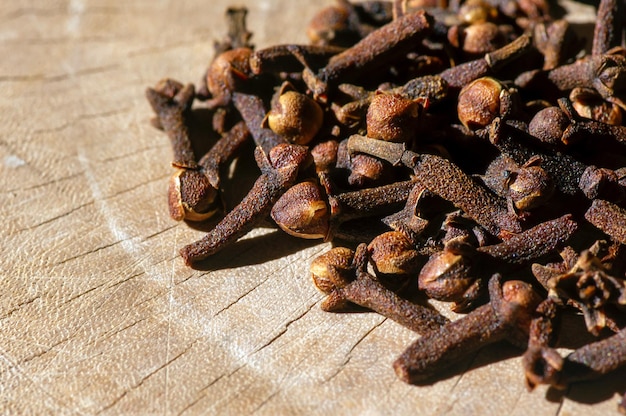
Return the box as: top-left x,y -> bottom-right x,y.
0,1 -> 622,415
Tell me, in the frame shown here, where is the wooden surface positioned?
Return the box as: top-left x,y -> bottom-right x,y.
1,1 -> 623,415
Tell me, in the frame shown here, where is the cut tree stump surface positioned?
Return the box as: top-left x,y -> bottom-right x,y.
1,1 -> 622,414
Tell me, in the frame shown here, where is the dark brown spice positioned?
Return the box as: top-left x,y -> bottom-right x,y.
264,82 -> 324,145
518,51 -> 626,110
561,115 -> 626,146
271,177 -> 416,241
306,0 -> 391,47
148,2 -> 626,407
317,244 -> 449,334
523,326 -> 626,389
394,274 -> 542,383
381,182 -> 430,244
249,44 -> 344,76
548,249 -> 626,335
146,80 -> 223,222
533,19 -> 580,71
585,199 -> 626,245
212,7 -> 254,56
579,165 -> 625,203
197,121 -> 250,191
146,80 -> 197,169
203,47 -> 254,109
367,230 -> 422,276
418,238 -> 480,311
482,155 -> 555,213
418,215 -> 577,311
303,10 -> 433,100
347,135 -> 521,237
527,106 -> 570,146
488,117 -> 588,196
477,214 -> 578,264
440,33 -> 532,91
232,92 -> 287,154
180,144 -> 308,265
592,0 -> 625,56
522,298 -> 561,390
569,87 -> 623,125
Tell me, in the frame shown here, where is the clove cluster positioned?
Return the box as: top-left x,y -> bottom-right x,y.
146,0 -> 626,411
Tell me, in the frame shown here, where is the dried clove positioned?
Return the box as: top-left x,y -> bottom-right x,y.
482,155 -> 555,213
303,10 -> 434,100
381,181 -> 430,244
146,79 -> 197,169
524,326 -> 626,389
249,44 -> 344,76
419,215 -> 577,311
347,135 -> 521,237
548,249 -> 626,335
488,116 -> 588,196
394,274 -> 542,383
197,121 -> 251,192
522,298 -> 561,390
592,0 -> 626,56
146,80 -> 222,222
477,214 -> 578,265
585,199 -> 626,245
147,2 -> 626,407
271,177 -> 416,240
180,143 -> 309,265
264,82 -> 324,145
367,230 -> 423,276
314,244 -> 449,334
440,33 -> 533,91
232,91 -> 287,154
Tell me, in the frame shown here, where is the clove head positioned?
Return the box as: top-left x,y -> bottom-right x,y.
267,142 -> 311,171
367,231 -> 422,276
418,239 -> 477,303
548,250 -> 626,335
205,47 -> 252,107
168,168 -> 219,222
579,165 -> 625,203
310,247 -> 355,293
271,180 -> 330,239
306,4 -> 357,47
338,146 -> 391,187
310,139 -> 339,173
506,160 -> 555,211
590,53 -> 626,107
457,77 -> 504,130
523,345 -> 565,390
457,0 -> 498,25
450,22 -> 506,58
528,106 -> 569,146
498,279 -> 543,341
366,93 -> 424,143
266,88 -> 324,145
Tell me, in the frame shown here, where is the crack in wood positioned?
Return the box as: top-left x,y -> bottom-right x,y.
96,340 -> 197,415
323,318 -> 386,383
0,295 -> 40,320
253,301 -> 317,354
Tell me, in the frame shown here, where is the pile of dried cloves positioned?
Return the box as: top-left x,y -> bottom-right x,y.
147,0 -> 626,411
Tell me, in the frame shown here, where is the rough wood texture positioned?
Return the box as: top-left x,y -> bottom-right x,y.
0,1 -> 622,415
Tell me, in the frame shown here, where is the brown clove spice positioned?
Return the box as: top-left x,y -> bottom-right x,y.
394,274 -> 542,383
314,244 -> 449,334
147,3 -> 626,409
180,143 -> 309,265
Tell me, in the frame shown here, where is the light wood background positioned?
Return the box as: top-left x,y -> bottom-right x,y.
1,0 -> 623,414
